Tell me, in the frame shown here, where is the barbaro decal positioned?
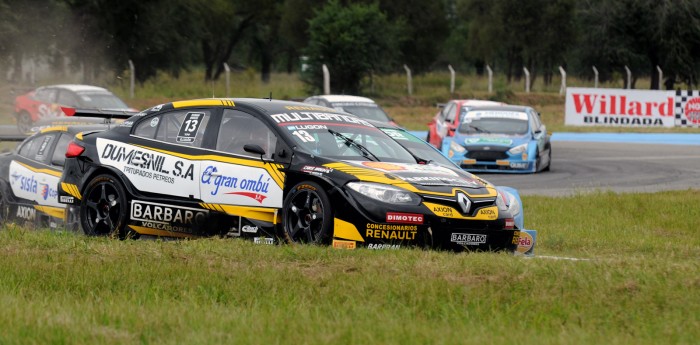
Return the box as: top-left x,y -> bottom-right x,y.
130,200 -> 208,227
451,233 -> 487,245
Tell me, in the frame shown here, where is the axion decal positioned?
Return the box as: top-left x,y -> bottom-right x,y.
201,165 -> 270,202
271,112 -> 373,126
16,206 -> 36,221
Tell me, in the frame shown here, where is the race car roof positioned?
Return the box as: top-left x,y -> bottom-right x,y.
41,84 -> 111,93
308,95 -> 377,104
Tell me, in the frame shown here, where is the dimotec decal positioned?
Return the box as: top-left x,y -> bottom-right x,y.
97,138 -> 199,198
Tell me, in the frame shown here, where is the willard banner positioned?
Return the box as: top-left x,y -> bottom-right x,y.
565,88 -> 675,127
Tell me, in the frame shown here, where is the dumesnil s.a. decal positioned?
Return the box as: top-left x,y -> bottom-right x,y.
57,99 -> 521,252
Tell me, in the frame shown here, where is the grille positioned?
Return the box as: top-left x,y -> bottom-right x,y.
466,150 -> 508,161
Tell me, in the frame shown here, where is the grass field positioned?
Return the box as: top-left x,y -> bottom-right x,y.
1,190 -> 699,344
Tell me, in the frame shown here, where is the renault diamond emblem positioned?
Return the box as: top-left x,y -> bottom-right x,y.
457,192 -> 471,214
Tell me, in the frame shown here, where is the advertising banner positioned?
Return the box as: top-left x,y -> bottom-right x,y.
565,88 -> 675,127
674,90 -> 700,128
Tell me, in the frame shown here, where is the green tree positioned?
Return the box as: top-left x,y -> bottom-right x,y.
304,0 -> 399,94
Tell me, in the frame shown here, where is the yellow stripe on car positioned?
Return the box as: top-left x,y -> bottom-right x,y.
15,161 -> 62,177
171,99 -> 235,108
33,205 -> 66,220
199,203 -> 278,224
333,218 -> 365,242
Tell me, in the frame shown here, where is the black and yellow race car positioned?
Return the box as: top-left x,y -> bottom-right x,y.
0,125 -> 110,229
58,98 -> 521,251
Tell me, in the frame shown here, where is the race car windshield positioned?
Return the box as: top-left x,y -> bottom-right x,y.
379,127 -> 457,168
458,118 -> 529,135
78,93 -> 130,109
334,105 -> 391,122
283,122 -> 416,162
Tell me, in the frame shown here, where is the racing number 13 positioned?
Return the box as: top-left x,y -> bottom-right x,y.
292,130 -> 315,143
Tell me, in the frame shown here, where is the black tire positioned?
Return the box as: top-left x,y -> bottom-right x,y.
0,191 -> 8,224
80,174 -> 130,239
16,111 -> 32,134
282,181 -> 333,245
543,148 -> 552,172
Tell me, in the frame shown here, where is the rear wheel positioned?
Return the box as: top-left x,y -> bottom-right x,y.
16,111 -> 32,134
282,181 -> 333,245
80,174 -> 130,238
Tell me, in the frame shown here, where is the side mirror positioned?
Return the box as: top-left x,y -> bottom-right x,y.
244,144 -> 266,156
436,103 -> 446,109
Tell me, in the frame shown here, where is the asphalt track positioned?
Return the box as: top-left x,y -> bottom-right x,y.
2,125 -> 699,197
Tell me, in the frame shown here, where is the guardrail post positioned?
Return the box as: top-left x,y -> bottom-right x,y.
486,65 -> 493,93
223,62 -> 231,97
624,65 -> 632,89
592,66 -> 599,88
523,67 -> 530,93
558,66 -> 566,95
128,59 -> 135,98
403,64 -> 412,96
448,64 -> 455,94
656,65 -> 663,90
322,64 -> 330,95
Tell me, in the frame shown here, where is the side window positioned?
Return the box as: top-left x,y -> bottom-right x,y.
35,88 -> 57,103
56,90 -> 79,107
133,115 -> 161,139
50,133 -> 73,166
216,109 -> 277,159
155,110 -> 211,147
19,134 -> 55,163
444,103 -> 458,123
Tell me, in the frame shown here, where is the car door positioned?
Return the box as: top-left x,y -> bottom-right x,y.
529,109 -> 546,153
9,132 -> 64,221
199,109 -> 286,210
34,88 -> 63,120
436,102 -> 456,140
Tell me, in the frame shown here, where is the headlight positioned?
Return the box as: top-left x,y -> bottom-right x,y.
450,140 -> 466,153
496,190 -> 521,216
347,182 -> 421,205
508,143 -> 528,155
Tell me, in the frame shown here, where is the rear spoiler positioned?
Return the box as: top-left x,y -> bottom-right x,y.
0,134 -> 28,142
61,107 -> 139,120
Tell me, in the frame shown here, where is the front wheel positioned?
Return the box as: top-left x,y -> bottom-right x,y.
282,181 -> 333,245
80,174 -> 130,239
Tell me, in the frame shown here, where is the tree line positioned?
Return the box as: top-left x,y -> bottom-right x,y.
1,0 -> 698,94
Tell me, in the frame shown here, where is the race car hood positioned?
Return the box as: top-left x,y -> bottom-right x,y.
457,134 -> 530,148
323,160 -> 492,192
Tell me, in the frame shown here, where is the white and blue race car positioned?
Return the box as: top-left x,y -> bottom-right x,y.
442,105 -> 552,173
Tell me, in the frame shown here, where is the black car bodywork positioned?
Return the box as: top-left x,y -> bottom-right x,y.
58,99 -> 520,251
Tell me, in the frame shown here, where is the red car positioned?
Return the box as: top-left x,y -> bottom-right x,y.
426,99 -> 505,149
14,84 -> 134,133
